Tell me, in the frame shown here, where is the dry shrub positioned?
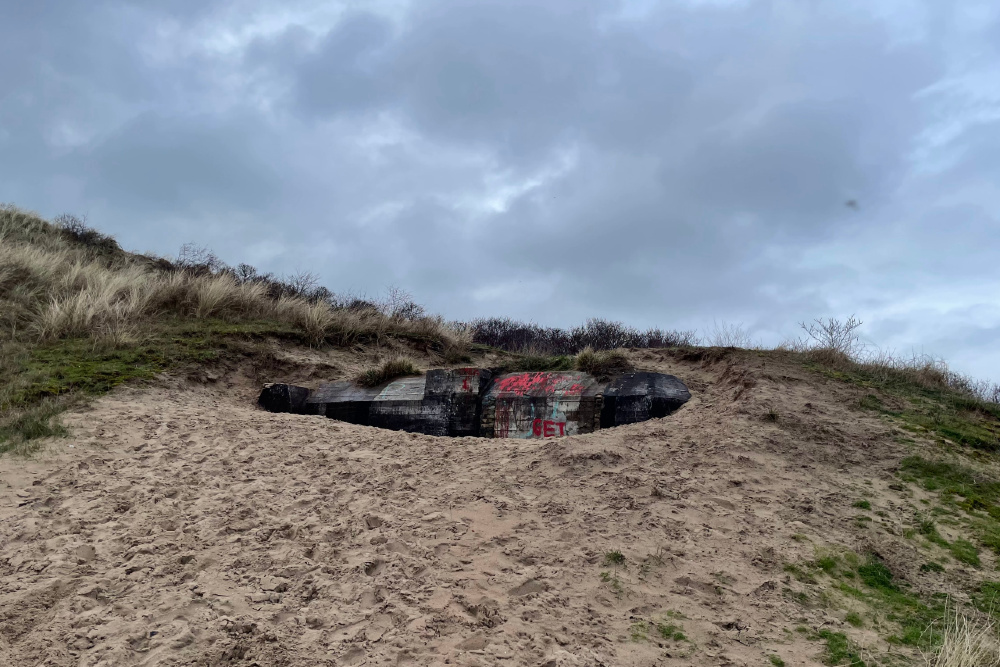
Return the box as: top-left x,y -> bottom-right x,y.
356,356 -> 422,387
929,613 -> 1000,667
574,347 -> 634,380
707,320 -> 757,348
788,316 -> 1000,406
466,317 -> 697,355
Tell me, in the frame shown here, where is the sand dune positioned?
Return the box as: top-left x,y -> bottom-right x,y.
0,350 -> 921,665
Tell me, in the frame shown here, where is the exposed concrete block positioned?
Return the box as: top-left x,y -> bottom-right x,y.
600,371 -> 692,427
257,383 -> 311,415
426,368 -> 493,436
257,368 -> 691,438
307,382 -> 380,423
369,376 -> 448,435
479,372 -> 604,439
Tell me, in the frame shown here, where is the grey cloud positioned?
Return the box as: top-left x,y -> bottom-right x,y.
1,0 -> 999,380
81,112 -> 280,213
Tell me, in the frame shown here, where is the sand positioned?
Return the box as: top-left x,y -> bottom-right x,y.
0,349 -> 917,666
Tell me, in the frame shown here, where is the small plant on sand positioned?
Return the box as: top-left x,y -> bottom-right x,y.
769,655 -> 786,667
604,550 -> 626,567
355,356 -> 422,387
816,629 -> 866,667
853,500 -> 872,510
630,621 -> 649,642
599,570 -> 624,597
657,622 -> 687,642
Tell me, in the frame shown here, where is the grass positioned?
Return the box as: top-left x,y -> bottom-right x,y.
599,570 -> 624,597
844,379 -> 1000,452
849,555 -> 944,649
574,347 -> 634,380
816,629 -> 866,667
0,206 -> 471,454
656,622 -> 687,642
928,613 -> 1000,667
0,319 -> 302,454
628,617 -> 688,644
901,456 -> 1000,557
769,656 -> 785,667
355,356 -> 422,387
786,549 -> 947,652
790,337 -> 1000,452
853,500 -> 872,510
604,550 -> 626,567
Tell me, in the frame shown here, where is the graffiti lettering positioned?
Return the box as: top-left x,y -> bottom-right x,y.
532,419 -> 566,437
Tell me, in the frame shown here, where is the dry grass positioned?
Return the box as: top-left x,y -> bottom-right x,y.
0,204 -> 468,451
355,356 -> 422,387
574,347 -> 634,380
929,613 -> 1000,667
0,205 -> 466,350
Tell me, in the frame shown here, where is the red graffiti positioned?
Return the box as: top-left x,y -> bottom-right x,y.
494,373 -> 567,396
459,368 -> 479,392
532,419 -> 566,437
495,399 -> 513,438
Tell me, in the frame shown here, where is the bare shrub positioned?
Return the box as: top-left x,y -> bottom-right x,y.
53,213 -> 120,254
465,317 -> 696,354
382,286 -> 426,321
356,356 -> 422,387
707,321 -> 756,348
176,243 -> 227,275
799,315 -> 864,356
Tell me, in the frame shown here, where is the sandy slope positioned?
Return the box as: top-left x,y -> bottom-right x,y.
0,350 -> 918,666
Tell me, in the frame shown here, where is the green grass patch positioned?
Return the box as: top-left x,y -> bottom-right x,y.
948,538 -> 981,566
655,622 -> 686,642
853,499 -> 872,510
808,360 -> 1000,452
604,550 -> 626,567
769,656 -> 785,667
845,612 -> 863,628
973,582 -> 1000,616
816,629 -> 865,667
0,319 -> 303,455
901,456 -> 1000,557
629,621 -> 648,642
854,556 -> 943,648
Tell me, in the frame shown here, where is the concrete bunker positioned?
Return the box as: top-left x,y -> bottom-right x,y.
259,368 -> 691,438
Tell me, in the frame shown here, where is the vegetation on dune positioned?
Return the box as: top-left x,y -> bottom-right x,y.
574,346 -> 634,380
464,316 -> 698,355
8,207 -> 1000,667
0,205 -> 466,453
355,356 -> 422,387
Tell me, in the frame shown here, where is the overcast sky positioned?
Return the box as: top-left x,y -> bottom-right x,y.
2,0 -> 999,379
